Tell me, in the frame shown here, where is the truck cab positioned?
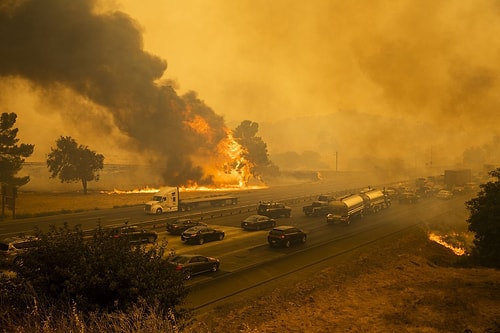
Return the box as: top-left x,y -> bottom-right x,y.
144,187 -> 179,214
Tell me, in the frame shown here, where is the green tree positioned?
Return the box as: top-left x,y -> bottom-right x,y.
465,168 -> 500,268
46,136 -> 104,194
9,224 -> 188,316
0,112 -> 34,187
233,120 -> 280,181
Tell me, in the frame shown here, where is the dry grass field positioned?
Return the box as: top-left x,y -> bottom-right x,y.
10,189 -> 224,218
12,191 -> 153,217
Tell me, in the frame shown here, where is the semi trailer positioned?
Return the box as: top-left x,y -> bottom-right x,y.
144,187 -> 238,215
326,194 -> 365,225
326,188 -> 390,225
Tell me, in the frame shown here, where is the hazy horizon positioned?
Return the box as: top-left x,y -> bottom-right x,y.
1,0 -> 499,187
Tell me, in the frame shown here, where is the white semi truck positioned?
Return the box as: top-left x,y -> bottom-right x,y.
144,187 -> 238,215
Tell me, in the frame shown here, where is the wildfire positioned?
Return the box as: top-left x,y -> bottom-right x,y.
103,101 -> 267,193
428,232 -> 467,256
185,119 -> 258,188
184,114 -> 212,138
179,101 -> 259,188
100,186 -> 160,194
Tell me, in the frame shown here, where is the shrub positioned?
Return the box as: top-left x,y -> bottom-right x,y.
465,168 -> 500,268
7,223 -> 188,316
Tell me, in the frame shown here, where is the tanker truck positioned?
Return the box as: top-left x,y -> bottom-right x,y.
144,187 -> 238,215
359,188 -> 391,213
326,194 -> 365,225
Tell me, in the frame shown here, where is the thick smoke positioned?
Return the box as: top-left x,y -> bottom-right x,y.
120,0 -> 500,174
0,0 -> 229,186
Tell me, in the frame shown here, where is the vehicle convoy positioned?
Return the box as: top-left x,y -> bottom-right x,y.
326,188 -> 390,225
303,194 -> 336,217
144,187 -> 238,214
257,201 -> 292,218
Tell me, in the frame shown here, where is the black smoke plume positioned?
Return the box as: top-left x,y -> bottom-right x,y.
0,0 -> 229,186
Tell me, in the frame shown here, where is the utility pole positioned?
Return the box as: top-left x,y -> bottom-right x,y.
336,151 -> 338,172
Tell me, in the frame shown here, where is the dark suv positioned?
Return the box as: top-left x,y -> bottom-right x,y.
258,201 -> 292,218
267,226 -> 307,248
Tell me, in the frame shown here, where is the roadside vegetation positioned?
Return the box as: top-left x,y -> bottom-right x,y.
0,224 -> 189,332
465,168 -> 500,268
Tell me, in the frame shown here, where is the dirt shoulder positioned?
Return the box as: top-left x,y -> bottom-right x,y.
187,228 -> 500,333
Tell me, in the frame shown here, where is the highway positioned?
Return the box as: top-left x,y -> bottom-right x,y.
0,171 -> 386,237
181,192 -> 470,313
0,172 -> 473,316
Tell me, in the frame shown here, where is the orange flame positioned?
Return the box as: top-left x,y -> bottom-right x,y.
100,120 -> 267,193
182,110 -> 262,189
184,114 -> 212,139
428,232 -> 466,256
100,186 -> 160,194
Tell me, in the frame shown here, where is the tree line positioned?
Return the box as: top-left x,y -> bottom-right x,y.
0,112 -> 104,195
1,114 -> 278,195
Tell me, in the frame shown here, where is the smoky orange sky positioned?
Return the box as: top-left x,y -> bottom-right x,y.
1,0 -> 499,180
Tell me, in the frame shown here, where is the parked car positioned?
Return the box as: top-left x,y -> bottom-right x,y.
181,226 -> 225,245
110,225 -> 158,244
258,201 -> 292,218
168,254 -> 220,279
0,236 -> 40,266
267,226 -> 307,248
241,215 -> 276,231
436,190 -> 454,199
166,218 -> 206,235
